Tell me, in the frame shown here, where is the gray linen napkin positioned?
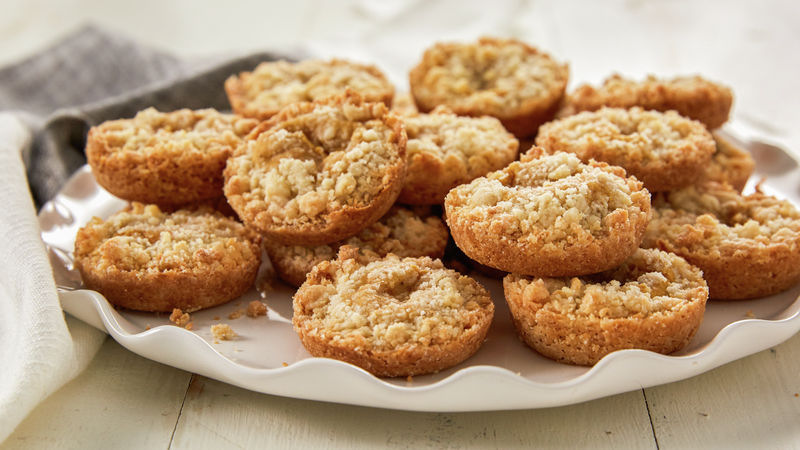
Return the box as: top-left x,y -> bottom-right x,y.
0,24 -> 291,441
0,24 -> 292,207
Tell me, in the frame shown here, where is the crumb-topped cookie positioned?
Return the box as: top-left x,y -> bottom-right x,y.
559,74 -> 733,129
536,107 -> 716,192
399,106 -> 519,204
225,59 -> 394,121
703,132 -> 755,192
504,248 -> 708,365
266,206 -> 449,287
74,203 -> 261,312
293,246 -> 494,377
445,148 -> 651,276
86,108 -> 257,207
643,182 -> 800,299
409,37 -> 568,138
224,92 -> 407,245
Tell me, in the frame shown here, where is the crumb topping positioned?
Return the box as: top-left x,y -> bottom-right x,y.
563,74 -> 733,127
227,59 -> 393,116
506,249 -> 706,319
405,107 -> 518,175
411,37 -> 568,114
74,203 -> 260,273
537,107 -> 714,164
295,249 -> 493,351
447,150 -> 649,243
225,94 -> 406,225
98,107 -> 256,156
268,207 -> 448,275
646,183 -> 800,250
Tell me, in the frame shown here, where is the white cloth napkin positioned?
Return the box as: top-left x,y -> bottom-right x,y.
0,113 -> 106,441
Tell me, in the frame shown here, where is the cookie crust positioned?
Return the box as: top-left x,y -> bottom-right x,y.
398,107 -> 519,204
225,59 -> 394,121
86,108 -> 257,207
559,74 -> 733,129
409,37 -> 568,138
74,203 -> 261,312
703,132 -> 755,192
644,182 -> 800,299
536,107 -> 716,192
445,148 -> 651,277
293,247 -> 494,377
504,248 -> 708,365
224,93 -> 407,245
266,207 -> 449,287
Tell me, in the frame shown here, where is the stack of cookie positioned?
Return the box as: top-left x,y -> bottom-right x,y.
73,36 -> 800,375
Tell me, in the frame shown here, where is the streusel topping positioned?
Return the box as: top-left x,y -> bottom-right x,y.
226,59 -> 394,118
295,248 -> 492,350
505,249 -> 706,319
99,107 -> 256,156
75,203 -> 260,273
224,94 -> 406,225
411,37 -> 568,113
448,151 -> 649,243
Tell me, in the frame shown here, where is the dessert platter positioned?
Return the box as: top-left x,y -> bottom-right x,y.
41,128 -> 800,411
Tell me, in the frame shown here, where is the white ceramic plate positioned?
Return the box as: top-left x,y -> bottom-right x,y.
41,128 -> 800,412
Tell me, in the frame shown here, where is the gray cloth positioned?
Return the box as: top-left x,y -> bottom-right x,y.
0,25 -> 292,207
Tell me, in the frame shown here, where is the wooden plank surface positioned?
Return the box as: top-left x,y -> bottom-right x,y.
645,332 -> 800,449
3,338 -> 192,450
169,376 -> 655,449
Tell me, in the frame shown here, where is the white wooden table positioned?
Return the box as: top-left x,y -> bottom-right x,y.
3,0 -> 800,447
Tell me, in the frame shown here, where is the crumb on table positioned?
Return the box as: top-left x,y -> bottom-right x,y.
745,310 -> 755,318
169,308 -> 191,327
247,300 -> 268,317
228,309 -> 245,320
211,323 -> 237,341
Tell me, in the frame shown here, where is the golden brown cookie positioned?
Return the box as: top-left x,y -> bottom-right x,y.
536,107 -> 716,192
224,92 -> 407,245
444,148 -> 651,277
225,59 -> 394,121
409,37 -> 568,138
86,108 -> 257,207
559,74 -> 733,129
504,248 -> 708,365
703,132 -> 755,192
643,182 -> 800,299
266,206 -> 449,287
293,246 -> 494,377
74,203 -> 261,312
398,106 -> 519,205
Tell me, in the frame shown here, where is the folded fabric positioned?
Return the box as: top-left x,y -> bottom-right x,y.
0,25 -> 290,441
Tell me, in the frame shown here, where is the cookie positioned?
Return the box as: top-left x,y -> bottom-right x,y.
504,248 -> 708,365
536,107 -> 716,192
74,203 -> 261,312
398,106 -> 519,205
293,246 -> 494,377
224,92 -> 407,245
703,132 -> 755,192
86,108 -> 257,207
266,206 -> 449,287
225,59 -> 394,121
409,37 -> 568,138
445,148 -> 651,276
643,182 -> 800,299
559,74 -> 733,129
